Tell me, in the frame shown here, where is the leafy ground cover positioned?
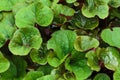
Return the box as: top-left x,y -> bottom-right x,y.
0,0 -> 120,80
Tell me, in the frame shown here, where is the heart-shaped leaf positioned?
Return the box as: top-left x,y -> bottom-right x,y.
9,27 -> 42,56
74,36 -> 99,52
101,27 -> 120,48
82,0 -> 109,19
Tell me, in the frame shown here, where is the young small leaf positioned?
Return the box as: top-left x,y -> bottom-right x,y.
74,36 -> 99,52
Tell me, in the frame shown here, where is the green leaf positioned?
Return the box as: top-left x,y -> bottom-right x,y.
30,48 -> 47,65
23,71 -> 44,80
70,11 -> 99,30
100,47 -> 120,71
101,27 -> 120,48
15,4 -> 35,28
12,2 -> 28,15
0,12 -> 3,20
47,30 -> 77,59
47,51 -> 69,67
0,52 -> 10,73
93,73 -> 110,80
37,64 -> 54,75
35,2 -> 54,27
0,0 -> 27,11
0,62 -> 17,80
74,36 -> 99,52
113,66 -> 120,80
81,0 -> 109,19
52,3 -> 75,16
11,56 -> 27,78
86,50 -> 100,71
109,0 -> 120,8
0,12 -> 16,48
65,50 -> 92,80
9,27 -> 42,56
39,0 -> 52,7
66,0 -> 76,3
37,75 -> 55,80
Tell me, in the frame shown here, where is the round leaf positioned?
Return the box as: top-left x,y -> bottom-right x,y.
101,27 -> 120,48
0,52 -> 10,73
9,27 -> 42,56
113,66 -> 120,80
74,36 -> 99,52
35,2 -> 54,27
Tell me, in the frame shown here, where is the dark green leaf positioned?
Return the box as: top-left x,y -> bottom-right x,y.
93,73 -> 110,80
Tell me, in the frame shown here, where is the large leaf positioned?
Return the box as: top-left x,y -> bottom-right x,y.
86,50 -> 100,71
15,4 -> 35,28
37,75 -> 55,80
82,0 -> 109,19
0,52 -> 10,73
35,2 -> 54,27
101,27 -> 120,48
9,27 -> 42,55
93,73 -> 110,80
47,30 -> 77,59
65,50 -> 92,80
74,36 -> 99,52
23,71 -> 43,80
70,11 -> 99,30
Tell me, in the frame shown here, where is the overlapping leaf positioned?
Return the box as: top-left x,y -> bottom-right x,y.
82,0 -> 109,19
9,27 -> 42,55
